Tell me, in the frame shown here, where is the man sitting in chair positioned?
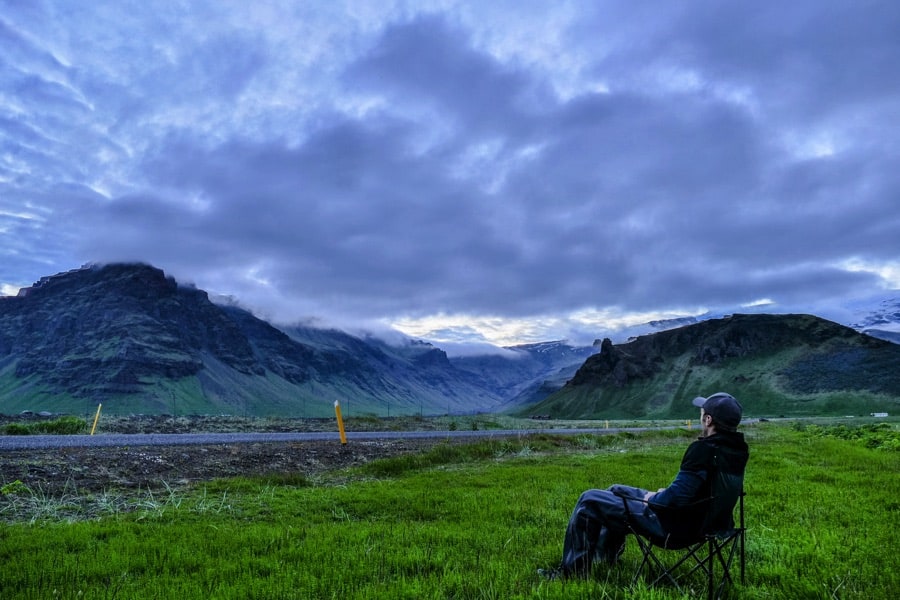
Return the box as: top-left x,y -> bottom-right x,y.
541,392 -> 749,580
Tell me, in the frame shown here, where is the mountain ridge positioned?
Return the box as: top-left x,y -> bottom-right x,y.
0,263 -> 586,416
2,263 -> 899,418
523,313 -> 900,420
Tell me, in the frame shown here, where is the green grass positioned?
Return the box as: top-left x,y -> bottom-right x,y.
1,423 -> 898,598
2,415 -> 87,435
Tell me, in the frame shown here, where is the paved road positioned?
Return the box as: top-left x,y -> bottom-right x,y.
0,427 -> 653,450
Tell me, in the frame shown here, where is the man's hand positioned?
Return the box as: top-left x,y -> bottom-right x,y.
643,488 -> 666,502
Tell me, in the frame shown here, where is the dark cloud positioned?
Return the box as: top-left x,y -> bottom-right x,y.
2,1 -> 899,343
346,14 -> 549,137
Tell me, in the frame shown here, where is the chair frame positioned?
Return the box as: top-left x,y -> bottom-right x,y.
616,488 -> 746,600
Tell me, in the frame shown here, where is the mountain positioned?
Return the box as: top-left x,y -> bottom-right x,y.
850,297 -> 900,344
521,313 -> 900,420
5,263 -> 898,419
0,263 -> 504,417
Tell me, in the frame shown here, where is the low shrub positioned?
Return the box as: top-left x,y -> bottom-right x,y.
2,423 -> 31,435
2,416 -> 87,435
798,421 -> 900,451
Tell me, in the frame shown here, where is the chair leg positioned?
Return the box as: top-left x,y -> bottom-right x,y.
642,541 -> 708,593
630,531 -> 743,599
633,534 -> 681,588
631,536 -> 653,586
740,492 -> 746,585
710,532 -> 742,599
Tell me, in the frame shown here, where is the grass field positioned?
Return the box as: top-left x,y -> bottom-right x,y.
1,421 -> 898,599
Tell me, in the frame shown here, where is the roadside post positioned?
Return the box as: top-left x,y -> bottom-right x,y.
334,400 -> 348,445
90,403 -> 102,435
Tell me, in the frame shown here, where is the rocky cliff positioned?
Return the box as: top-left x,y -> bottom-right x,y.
0,264 -> 501,415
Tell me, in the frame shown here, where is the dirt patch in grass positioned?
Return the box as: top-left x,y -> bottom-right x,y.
0,414 -> 473,496
1,438 -> 464,494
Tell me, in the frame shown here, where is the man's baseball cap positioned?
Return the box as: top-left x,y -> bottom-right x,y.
692,392 -> 742,431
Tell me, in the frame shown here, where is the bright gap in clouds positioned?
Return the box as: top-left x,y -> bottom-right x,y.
391,305 -> 708,349
839,258 -> 900,288
741,298 -> 775,308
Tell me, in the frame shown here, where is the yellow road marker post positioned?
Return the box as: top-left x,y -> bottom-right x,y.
90,403 -> 102,435
334,400 -> 348,445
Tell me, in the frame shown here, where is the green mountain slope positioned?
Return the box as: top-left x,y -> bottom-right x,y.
520,314 -> 900,419
0,264 -> 502,416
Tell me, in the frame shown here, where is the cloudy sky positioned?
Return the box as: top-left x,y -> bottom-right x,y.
2,1 -> 899,348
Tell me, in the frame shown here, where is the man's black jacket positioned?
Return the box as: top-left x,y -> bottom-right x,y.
650,431 -> 749,538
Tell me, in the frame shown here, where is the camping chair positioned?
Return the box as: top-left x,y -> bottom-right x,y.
613,454 -> 746,600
